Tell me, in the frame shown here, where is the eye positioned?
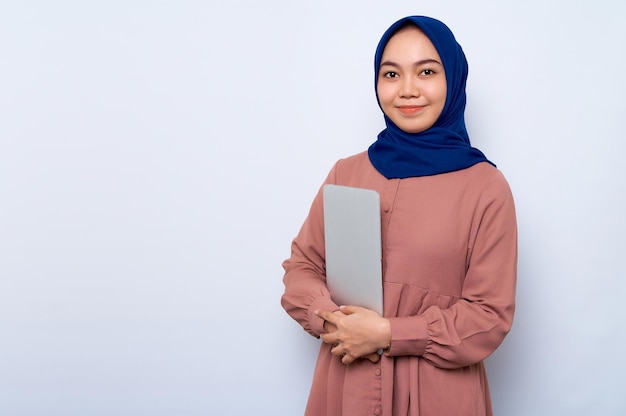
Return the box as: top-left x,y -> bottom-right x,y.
383,71 -> 398,79
420,69 -> 436,76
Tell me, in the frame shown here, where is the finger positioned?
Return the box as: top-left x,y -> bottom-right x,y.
338,305 -> 358,315
339,304 -> 372,316
323,321 -> 338,334
363,352 -> 381,363
320,333 -> 338,345
330,344 -> 344,357
342,352 -> 357,365
315,309 -> 339,325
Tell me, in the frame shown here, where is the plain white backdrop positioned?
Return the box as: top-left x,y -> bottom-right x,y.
1,1 -> 625,415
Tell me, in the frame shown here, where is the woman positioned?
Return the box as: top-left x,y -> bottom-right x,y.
281,15 -> 517,416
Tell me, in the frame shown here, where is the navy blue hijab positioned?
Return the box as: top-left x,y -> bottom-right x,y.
368,16 -> 493,178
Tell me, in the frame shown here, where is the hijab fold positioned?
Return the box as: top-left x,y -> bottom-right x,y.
367,16 -> 494,179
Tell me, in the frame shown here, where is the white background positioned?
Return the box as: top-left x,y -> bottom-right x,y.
1,1 -> 625,415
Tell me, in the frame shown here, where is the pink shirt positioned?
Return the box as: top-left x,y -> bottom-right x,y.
282,152 -> 517,416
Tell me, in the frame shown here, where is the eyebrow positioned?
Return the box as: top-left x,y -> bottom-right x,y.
379,58 -> 443,68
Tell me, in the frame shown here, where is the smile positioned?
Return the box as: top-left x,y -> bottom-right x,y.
397,105 -> 425,115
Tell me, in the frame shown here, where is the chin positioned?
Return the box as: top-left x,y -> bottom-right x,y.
398,125 -> 428,134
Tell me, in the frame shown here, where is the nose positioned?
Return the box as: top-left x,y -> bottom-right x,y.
400,77 -> 420,98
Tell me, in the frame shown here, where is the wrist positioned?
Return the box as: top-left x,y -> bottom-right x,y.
377,319 -> 392,355
376,334 -> 392,355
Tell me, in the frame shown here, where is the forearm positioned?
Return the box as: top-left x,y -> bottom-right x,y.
385,299 -> 513,368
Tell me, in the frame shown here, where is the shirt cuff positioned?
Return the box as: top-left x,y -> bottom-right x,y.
386,315 -> 429,356
308,296 -> 340,336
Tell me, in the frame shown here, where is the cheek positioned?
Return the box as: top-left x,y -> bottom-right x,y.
376,83 -> 395,107
433,81 -> 447,107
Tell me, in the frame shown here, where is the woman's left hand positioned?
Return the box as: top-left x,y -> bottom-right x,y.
316,305 -> 391,364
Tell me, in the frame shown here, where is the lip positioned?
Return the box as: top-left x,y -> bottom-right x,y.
397,105 -> 425,115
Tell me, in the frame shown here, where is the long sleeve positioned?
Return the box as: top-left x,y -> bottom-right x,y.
281,155 -> 517,415
385,169 -> 518,369
281,165 -> 340,337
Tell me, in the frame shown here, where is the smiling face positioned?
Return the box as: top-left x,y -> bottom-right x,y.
376,26 -> 447,134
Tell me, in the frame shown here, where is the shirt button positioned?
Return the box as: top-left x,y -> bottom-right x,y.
374,407 -> 382,415
374,368 -> 381,377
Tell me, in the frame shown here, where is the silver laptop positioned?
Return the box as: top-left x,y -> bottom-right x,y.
323,184 -> 383,316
